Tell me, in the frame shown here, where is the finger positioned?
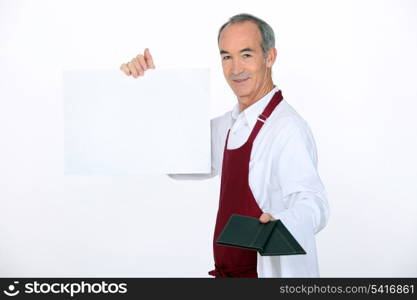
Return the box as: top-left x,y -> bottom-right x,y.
259,213 -> 270,223
127,62 -> 138,78
137,54 -> 148,71
131,59 -> 144,77
132,58 -> 144,76
120,63 -> 131,76
144,48 -> 155,69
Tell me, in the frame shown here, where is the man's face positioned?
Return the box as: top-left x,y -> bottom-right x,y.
218,21 -> 274,106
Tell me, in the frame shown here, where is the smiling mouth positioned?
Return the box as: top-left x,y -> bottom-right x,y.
232,78 -> 249,84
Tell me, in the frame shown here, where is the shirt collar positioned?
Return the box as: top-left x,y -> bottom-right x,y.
231,85 -> 279,129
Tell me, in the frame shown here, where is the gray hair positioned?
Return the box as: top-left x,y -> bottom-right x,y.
217,13 -> 275,56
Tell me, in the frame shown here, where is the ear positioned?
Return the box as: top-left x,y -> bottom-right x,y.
266,47 -> 277,68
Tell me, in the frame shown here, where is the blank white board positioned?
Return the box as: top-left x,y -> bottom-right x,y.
63,69 -> 211,175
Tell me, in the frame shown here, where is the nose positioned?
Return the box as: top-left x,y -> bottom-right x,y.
231,57 -> 244,75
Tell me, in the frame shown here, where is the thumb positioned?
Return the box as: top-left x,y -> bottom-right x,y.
144,48 -> 155,69
259,213 -> 271,223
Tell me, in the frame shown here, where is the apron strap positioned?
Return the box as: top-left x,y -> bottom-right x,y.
208,264 -> 258,278
247,90 -> 283,144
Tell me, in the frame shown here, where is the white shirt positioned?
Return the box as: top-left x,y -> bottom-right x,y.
169,86 -> 330,277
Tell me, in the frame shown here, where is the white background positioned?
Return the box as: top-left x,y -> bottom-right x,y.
0,0 -> 416,277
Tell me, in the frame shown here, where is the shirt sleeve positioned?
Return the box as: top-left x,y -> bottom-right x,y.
270,119 -> 330,235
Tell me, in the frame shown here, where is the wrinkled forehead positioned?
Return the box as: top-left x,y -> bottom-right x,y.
218,21 -> 263,53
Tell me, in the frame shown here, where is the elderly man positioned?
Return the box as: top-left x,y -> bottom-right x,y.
120,13 -> 329,278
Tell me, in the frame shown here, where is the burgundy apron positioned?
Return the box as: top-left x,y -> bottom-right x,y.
208,90 -> 283,278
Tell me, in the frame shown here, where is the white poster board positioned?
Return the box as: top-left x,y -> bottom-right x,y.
63,69 -> 211,175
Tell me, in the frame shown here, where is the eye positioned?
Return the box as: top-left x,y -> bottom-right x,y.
222,55 -> 231,61
242,53 -> 252,58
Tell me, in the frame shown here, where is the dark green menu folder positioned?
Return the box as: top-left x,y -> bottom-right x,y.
216,214 -> 306,256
